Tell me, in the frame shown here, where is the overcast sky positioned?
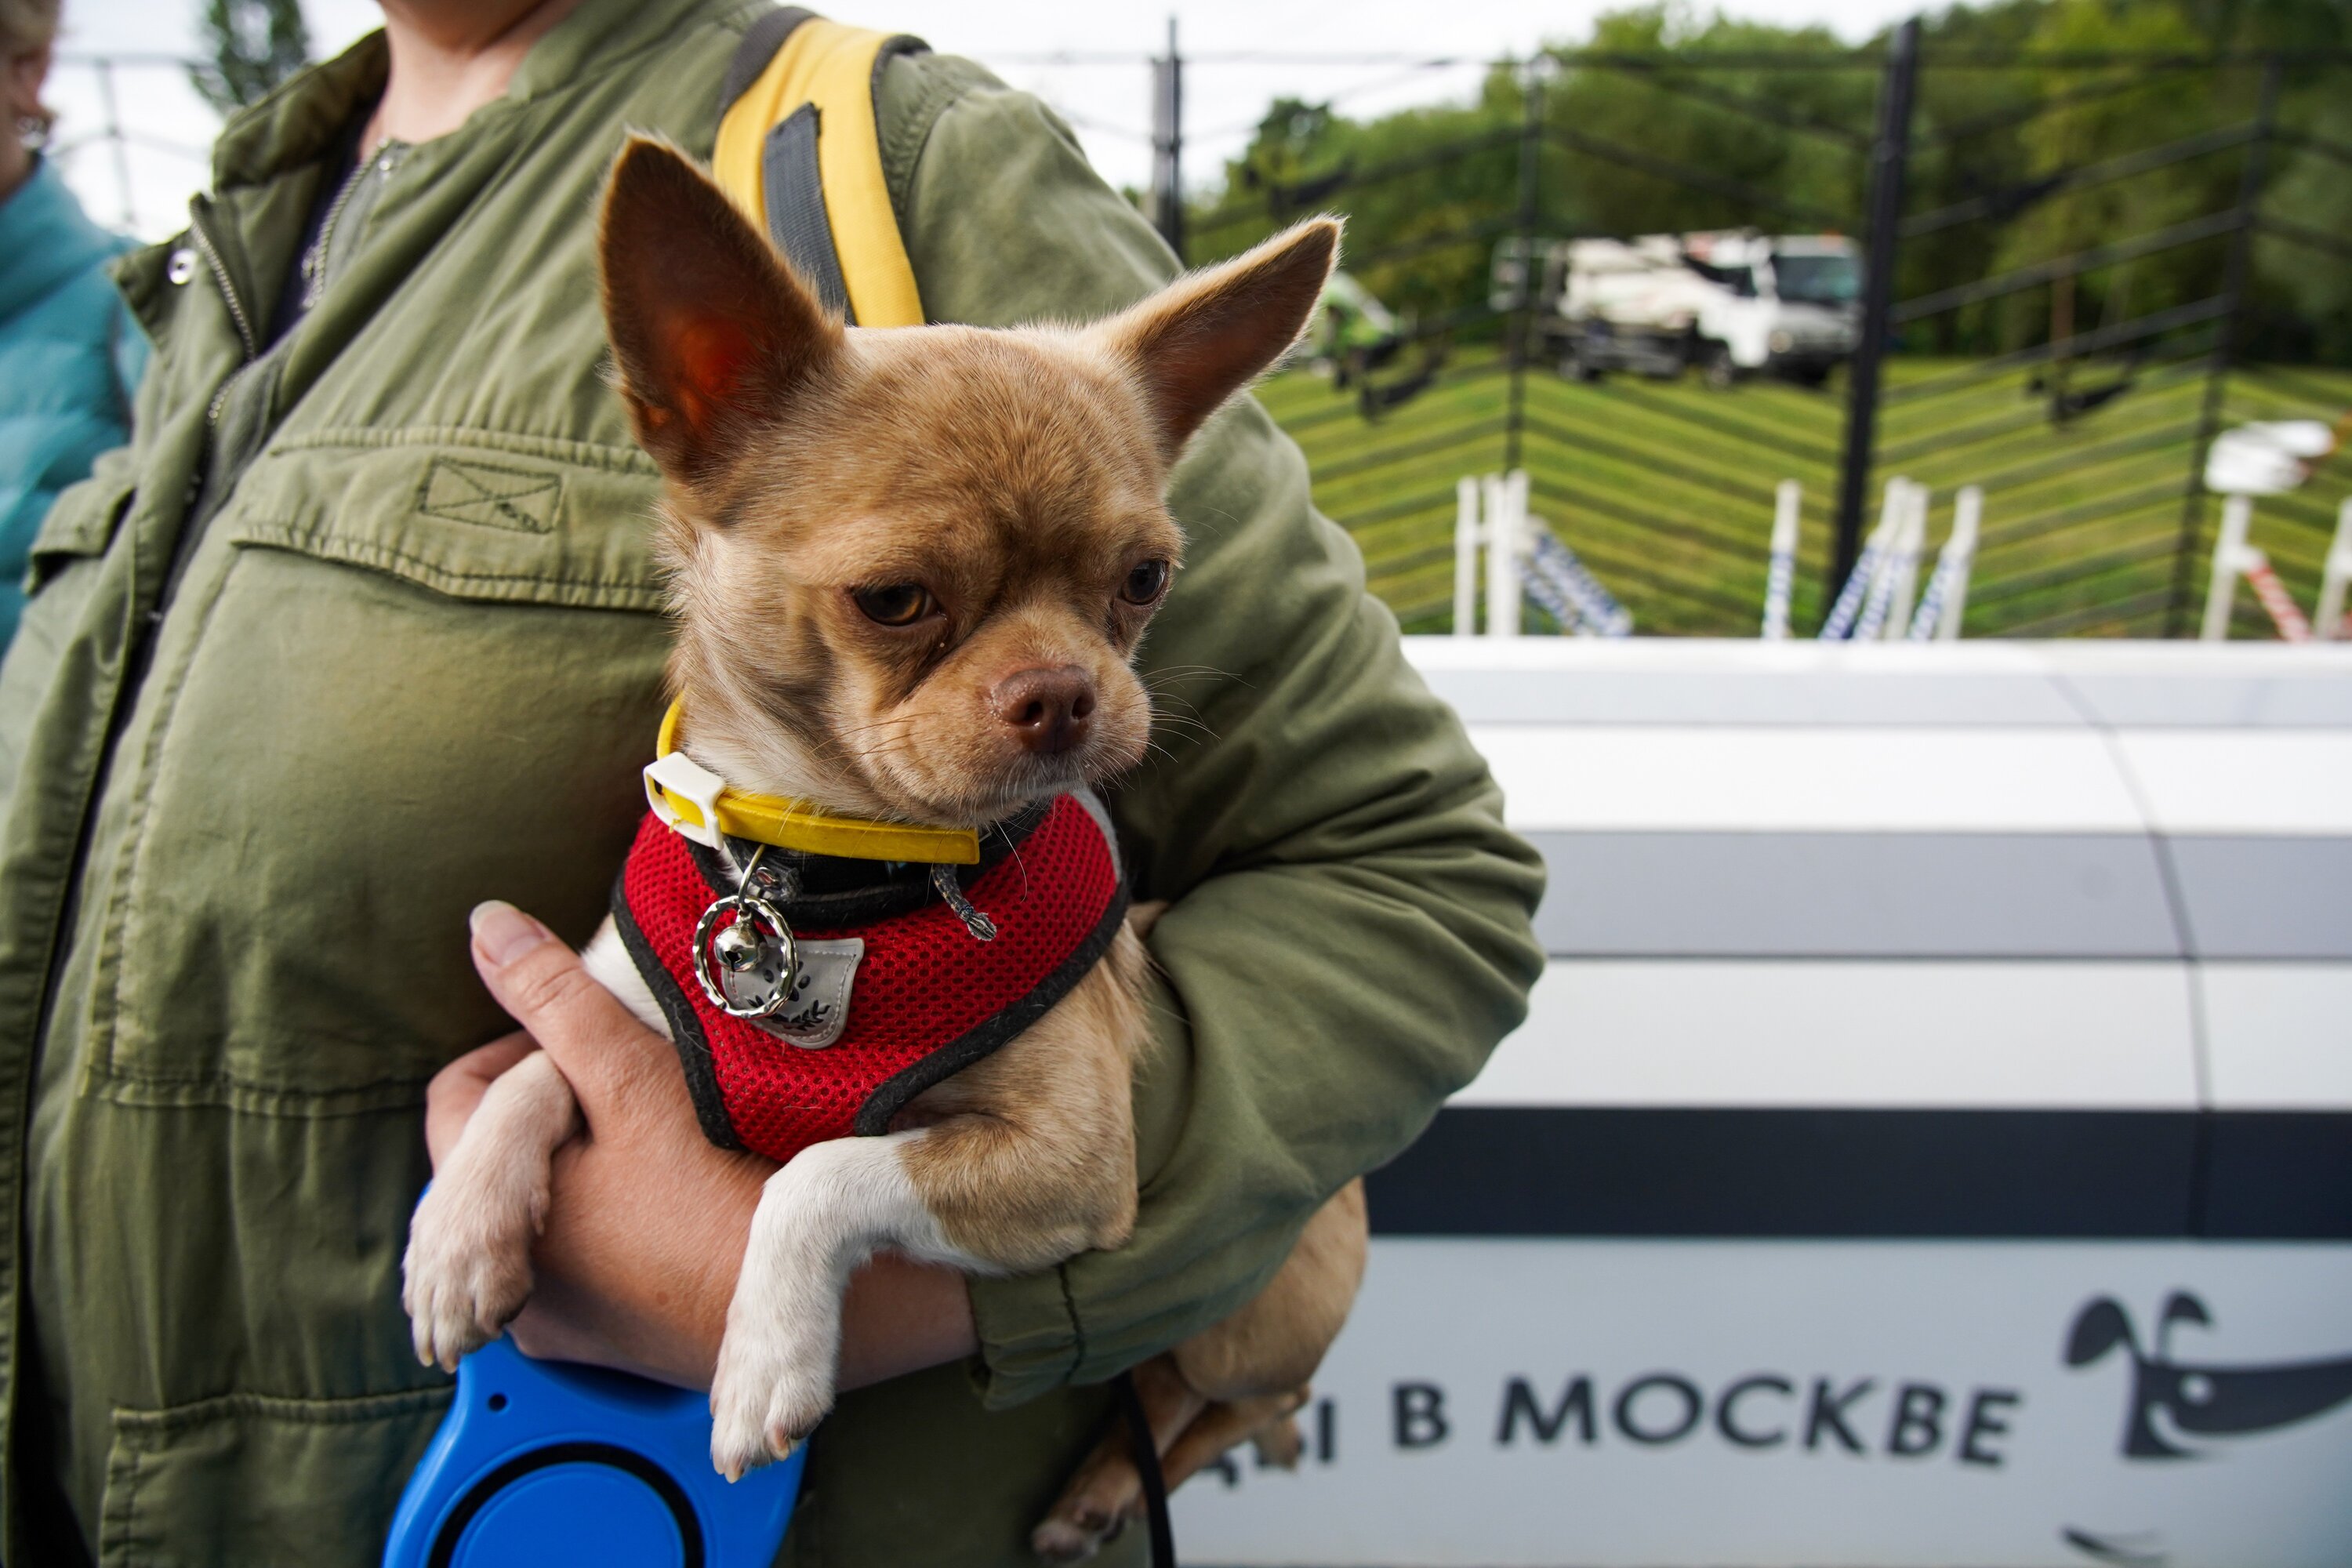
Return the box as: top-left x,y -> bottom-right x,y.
47,0 -> 1920,241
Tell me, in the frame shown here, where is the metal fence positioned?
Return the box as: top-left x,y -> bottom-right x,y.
1145,35 -> 2352,638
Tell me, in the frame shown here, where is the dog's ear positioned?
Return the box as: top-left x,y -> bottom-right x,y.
598,136 -> 842,481
1091,217 -> 1340,463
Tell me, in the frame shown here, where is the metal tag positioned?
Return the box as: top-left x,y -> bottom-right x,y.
691,893 -> 799,1019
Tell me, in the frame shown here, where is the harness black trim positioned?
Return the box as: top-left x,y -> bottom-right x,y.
612,875 -> 744,1152
851,869 -> 1130,1137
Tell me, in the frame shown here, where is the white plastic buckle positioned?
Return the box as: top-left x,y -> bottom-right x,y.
645,749 -> 728,849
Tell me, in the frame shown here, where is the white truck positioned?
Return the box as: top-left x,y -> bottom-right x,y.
1491,230 -> 1861,388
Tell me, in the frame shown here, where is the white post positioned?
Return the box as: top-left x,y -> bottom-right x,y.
1761,480 -> 1799,641
1853,479 -> 1917,643
1880,481 -> 1927,641
1484,472 -> 1520,639
1819,477 -> 1904,641
1936,485 -> 1981,641
1454,477 -> 1481,637
2318,496 -> 2352,641
2201,495 -> 2257,642
1508,469 -> 1531,633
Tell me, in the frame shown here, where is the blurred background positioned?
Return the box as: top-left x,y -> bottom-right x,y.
29,9 -> 2352,1566
51,0 -> 2351,649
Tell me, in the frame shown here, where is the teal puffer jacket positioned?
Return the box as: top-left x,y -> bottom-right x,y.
0,157 -> 147,649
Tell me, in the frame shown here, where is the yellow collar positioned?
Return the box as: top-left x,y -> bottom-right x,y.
643,699 -> 981,865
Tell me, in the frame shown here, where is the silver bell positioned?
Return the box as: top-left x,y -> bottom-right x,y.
713,920 -> 768,973
690,893 -> 798,1019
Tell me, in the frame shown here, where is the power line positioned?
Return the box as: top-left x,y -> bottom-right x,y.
54,50 -> 197,68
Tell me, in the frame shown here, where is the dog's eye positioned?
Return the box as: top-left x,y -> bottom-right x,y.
1120,558 -> 1171,607
854,583 -> 936,626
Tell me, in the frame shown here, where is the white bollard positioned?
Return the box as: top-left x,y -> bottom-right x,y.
1820,477 -> 1905,641
1879,481 -> 1928,641
1454,477 -> 1481,637
1761,480 -> 1800,641
1909,484 -> 1982,641
2201,495 -> 2259,642
1854,480 -> 1921,643
2318,497 -> 2352,641
1484,470 -> 1522,639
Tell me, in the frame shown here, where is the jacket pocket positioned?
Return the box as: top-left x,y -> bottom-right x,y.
22,466 -> 135,596
0,470 -> 138,797
98,1387 -> 450,1568
85,430 -> 671,1112
229,427 -> 670,612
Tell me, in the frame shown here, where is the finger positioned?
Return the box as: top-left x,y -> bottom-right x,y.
422,1031 -> 536,1167
469,902 -> 675,1111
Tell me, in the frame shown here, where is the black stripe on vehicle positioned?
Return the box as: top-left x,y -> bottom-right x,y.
1365,1106 -> 2352,1240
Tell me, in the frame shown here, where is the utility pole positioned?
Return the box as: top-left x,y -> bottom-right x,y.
2165,56 -> 2280,637
1830,16 -> 1919,612
1503,57 -> 1545,474
1151,16 -> 1185,262
94,56 -> 136,232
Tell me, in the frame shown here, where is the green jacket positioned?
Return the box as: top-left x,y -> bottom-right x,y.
0,2 -> 1544,1563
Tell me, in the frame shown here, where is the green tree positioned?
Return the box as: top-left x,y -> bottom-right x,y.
1541,7 -> 1871,243
1987,0 -> 2220,358
188,0 -> 311,115
1190,74 -> 1523,328
1182,0 -> 2345,362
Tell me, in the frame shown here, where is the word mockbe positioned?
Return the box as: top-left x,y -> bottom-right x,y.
1388,1372 -> 2024,1465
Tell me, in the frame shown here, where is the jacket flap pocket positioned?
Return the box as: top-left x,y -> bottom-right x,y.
26,467 -> 136,591
227,428 -> 669,610
101,1387 -> 450,1567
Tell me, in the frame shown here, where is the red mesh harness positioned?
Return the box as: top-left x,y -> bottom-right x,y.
611,794 -> 1127,1163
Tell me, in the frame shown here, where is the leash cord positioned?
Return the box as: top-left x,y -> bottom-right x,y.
1113,1369 -> 1178,1568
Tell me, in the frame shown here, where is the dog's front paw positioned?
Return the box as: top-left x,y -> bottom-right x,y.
708,1319 -> 835,1481
401,1181 -> 540,1373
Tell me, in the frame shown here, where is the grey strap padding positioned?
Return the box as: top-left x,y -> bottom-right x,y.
718,7 -> 813,115
762,103 -> 854,321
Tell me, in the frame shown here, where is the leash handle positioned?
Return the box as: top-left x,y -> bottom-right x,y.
1113,1370 -> 1178,1568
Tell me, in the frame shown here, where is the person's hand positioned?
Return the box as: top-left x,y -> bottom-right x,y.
423,900 -> 977,1391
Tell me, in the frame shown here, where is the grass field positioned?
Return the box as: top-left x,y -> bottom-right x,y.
1258,350 -> 2352,639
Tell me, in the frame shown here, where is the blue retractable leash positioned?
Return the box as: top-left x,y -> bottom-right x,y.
384,1345 -> 1177,1568
380,1178 -> 1173,1568
383,1183 -> 802,1567
383,1339 -> 1177,1568
382,1336 -> 805,1568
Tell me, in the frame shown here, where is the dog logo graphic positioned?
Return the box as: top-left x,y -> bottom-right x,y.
2064,1290 -> 2352,1460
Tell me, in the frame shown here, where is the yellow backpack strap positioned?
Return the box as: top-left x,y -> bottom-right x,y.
712,9 -> 927,329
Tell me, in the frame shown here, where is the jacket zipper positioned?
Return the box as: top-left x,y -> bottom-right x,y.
188,203 -> 258,361
35,144 -> 400,1061
29,203 -> 262,1063
301,153 -> 379,312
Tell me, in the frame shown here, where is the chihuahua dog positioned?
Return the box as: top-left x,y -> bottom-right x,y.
401,136 -> 1367,1557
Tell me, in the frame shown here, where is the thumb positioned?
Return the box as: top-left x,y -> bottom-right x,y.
469,901 -> 673,1110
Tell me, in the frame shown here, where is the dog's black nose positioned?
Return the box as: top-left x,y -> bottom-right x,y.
993,666 -> 1096,755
